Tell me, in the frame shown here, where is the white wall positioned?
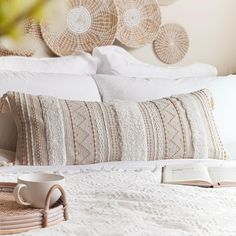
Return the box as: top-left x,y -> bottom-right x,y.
116,0 -> 236,75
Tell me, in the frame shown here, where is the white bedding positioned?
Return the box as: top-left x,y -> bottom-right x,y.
1,159 -> 236,236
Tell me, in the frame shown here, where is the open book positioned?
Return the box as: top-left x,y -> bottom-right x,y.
162,164 -> 236,188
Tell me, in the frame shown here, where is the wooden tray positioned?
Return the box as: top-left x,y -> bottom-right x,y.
0,183 -> 69,235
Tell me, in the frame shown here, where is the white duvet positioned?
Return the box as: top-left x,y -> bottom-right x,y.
1,159 -> 236,236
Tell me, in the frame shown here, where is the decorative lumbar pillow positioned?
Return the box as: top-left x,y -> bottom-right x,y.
4,89 -> 226,165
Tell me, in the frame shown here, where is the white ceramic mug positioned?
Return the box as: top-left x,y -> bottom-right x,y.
13,173 -> 65,209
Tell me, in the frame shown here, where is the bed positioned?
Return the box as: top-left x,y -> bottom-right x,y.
2,159 -> 236,236
1,46 -> 236,236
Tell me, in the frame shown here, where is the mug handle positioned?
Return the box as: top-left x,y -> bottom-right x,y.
13,184 -> 31,206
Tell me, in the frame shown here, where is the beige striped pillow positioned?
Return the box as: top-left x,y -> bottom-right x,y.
5,89 -> 226,165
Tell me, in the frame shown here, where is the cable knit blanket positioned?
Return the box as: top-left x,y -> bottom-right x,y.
2,166 -> 236,236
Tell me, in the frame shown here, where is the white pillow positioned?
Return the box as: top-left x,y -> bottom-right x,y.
0,71 -> 102,153
94,74 -> 236,159
94,74 -> 221,102
0,71 -> 101,101
93,46 -> 218,79
0,53 -> 97,75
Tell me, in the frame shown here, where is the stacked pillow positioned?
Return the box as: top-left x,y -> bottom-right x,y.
0,53 -> 100,165
93,45 -> 218,79
1,45 -> 233,165
0,53 -> 97,75
92,46 -> 235,160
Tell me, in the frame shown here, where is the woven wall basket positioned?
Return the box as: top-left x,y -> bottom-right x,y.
115,0 -> 161,48
0,19 -> 43,57
40,0 -> 118,56
153,24 -> 189,64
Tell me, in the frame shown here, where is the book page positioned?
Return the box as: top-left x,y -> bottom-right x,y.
208,167 -> 236,185
163,164 -> 212,185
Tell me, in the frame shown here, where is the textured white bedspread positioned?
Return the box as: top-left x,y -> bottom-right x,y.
2,159 -> 236,236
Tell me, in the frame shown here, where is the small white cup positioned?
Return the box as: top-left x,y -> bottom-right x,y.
13,173 -> 65,209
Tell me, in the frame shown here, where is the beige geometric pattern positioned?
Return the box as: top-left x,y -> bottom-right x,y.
4,89 -> 226,166
66,101 -> 94,165
155,99 -> 184,158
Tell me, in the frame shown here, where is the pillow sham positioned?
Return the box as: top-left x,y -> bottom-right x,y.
0,71 -> 101,101
0,53 -> 97,75
0,71 -> 101,153
93,46 -> 218,79
94,74 -> 229,102
94,74 -> 236,158
5,89 -> 226,166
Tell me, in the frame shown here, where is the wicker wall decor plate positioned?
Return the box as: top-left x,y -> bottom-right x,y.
0,183 -> 68,235
0,19 -> 43,57
115,0 -> 161,48
40,0 -> 118,56
153,24 -> 189,64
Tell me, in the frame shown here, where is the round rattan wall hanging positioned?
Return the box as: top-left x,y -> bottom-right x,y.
115,0 -> 161,48
40,0 -> 118,56
153,24 -> 189,64
0,19 -> 43,56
